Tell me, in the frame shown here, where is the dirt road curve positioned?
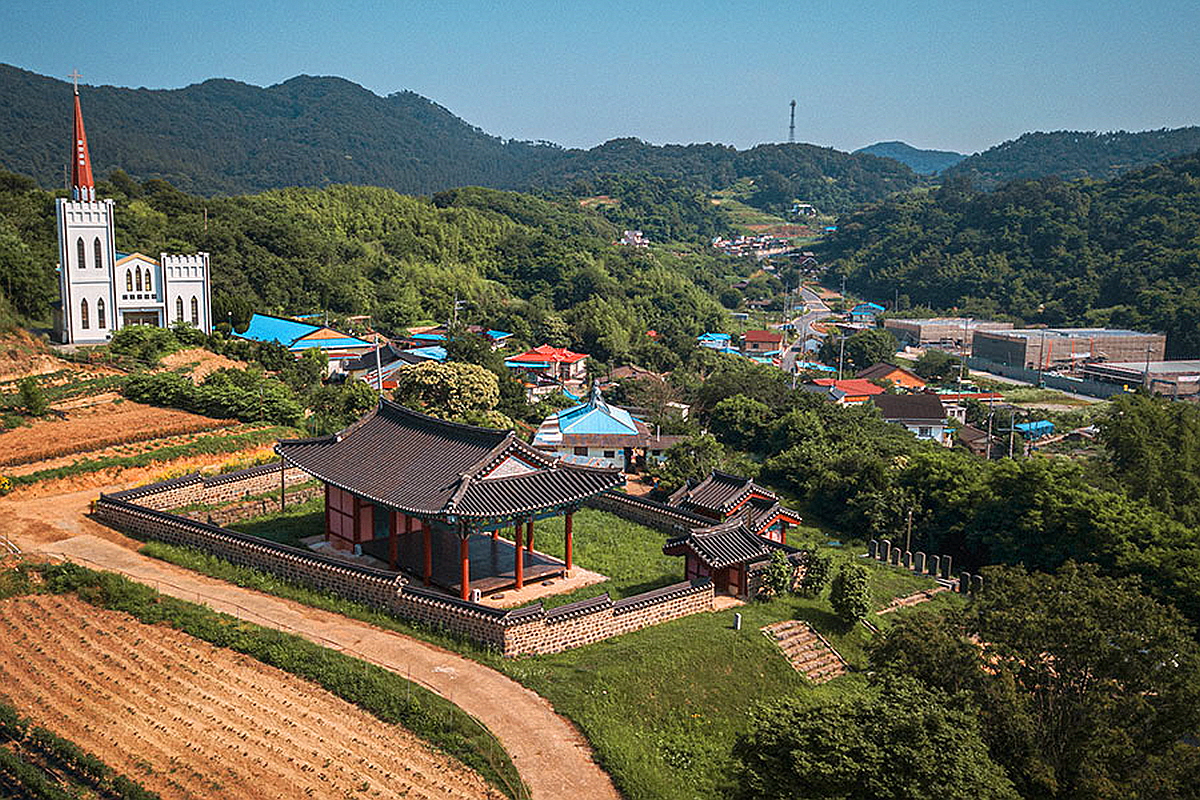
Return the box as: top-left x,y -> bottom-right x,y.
1,487 -> 621,800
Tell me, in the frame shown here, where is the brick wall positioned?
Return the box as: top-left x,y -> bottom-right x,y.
94,470 -> 718,657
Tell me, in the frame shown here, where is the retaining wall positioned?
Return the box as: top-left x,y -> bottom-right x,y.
93,463 -> 716,656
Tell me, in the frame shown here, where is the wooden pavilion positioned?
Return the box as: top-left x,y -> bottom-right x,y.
277,400 -> 623,600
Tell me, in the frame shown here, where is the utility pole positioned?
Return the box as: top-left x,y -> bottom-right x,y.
374,332 -> 383,394
837,335 -> 846,380
788,99 -> 796,144
1009,408 -> 1016,458
959,317 -> 970,385
904,507 -> 913,554
985,406 -> 994,460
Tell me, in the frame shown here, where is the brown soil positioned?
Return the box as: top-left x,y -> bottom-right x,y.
0,399 -> 236,468
160,348 -> 247,381
0,330 -> 120,383
0,594 -> 501,800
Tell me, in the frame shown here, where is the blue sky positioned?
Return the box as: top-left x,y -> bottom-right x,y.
4,0 -> 1198,155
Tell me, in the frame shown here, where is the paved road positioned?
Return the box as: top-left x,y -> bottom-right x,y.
1,488 -> 621,800
780,286 -> 830,373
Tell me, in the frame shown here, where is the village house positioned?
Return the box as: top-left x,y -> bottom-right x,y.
742,329 -> 784,354
235,312 -> 374,370
871,393 -> 952,445
849,302 -> 886,325
806,378 -> 885,405
343,342 -> 441,386
506,345 -> 588,383
532,384 -> 681,471
855,362 -> 926,391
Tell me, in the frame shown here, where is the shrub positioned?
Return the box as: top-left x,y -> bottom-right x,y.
829,562 -> 872,626
17,376 -> 47,416
799,549 -> 833,597
757,550 -> 794,598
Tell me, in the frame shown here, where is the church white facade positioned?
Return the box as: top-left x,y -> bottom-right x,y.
53,85 -> 212,345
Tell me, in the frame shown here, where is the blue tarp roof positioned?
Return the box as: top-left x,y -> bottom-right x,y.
698,332 -> 731,342
1015,420 -> 1055,438
486,330 -> 513,340
852,302 -> 885,313
235,313 -> 320,346
411,332 -> 447,341
404,345 -> 447,362
796,361 -> 838,372
289,337 -> 371,351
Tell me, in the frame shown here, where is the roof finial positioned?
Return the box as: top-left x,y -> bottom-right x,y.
67,70 -> 82,95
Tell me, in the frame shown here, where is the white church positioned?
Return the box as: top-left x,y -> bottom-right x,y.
53,81 -> 212,345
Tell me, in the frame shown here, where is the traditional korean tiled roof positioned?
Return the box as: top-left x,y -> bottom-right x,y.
277,400 -> 621,520
343,343 -> 425,372
663,519 -> 784,569
666,471 -> 802,533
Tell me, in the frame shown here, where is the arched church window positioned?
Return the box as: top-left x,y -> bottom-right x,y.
126,270 -> 133,292
191,296 -> 199,326
97,298 -> 106,329
77,238 -> 86,269
94,237 -> 102,269
80,298 -> 89,330
135,269 -> 142,292
176,296 -> 184,322
144,268 -> 152,291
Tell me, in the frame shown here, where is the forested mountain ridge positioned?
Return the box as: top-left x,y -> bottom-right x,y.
854,141 -> 965,174
823,150 -> 1200,358
0,167 -> 740,368
943,128 -> 1200,190
0,64 -> 919,213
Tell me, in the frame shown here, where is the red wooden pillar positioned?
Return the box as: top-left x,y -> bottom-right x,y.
492,527 -> 499,540
514,521 -> 524,590
460,535 -> 471,601
564,511 -> 574,573
526,518 -> 535,553
779,521 -> 788,544
422,521 -> 432,587
388,511 -> 398,569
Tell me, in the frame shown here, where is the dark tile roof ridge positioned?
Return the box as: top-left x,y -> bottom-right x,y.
378,398 -> 513,441
275,435 -> 335,447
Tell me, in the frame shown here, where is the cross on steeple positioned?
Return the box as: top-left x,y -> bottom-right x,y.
67,70 -> 82,95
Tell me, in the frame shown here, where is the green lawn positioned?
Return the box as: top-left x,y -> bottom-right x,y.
227,494 -> 323,546
153,504 -> 946,800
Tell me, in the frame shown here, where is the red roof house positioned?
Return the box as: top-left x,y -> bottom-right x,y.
743,329 -> 785,353
810,378 -> 886,405
505,345 -> 589,382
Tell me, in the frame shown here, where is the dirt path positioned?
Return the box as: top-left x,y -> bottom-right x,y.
0,487 -> 622,800
0,594 -> 501,800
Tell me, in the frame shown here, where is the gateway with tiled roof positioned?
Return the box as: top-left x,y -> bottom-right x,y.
278,400 -> 622,599
666,471 -> 802,542
663,518 -> 805,598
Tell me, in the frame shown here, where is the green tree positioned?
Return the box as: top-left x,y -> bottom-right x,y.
912,349 -> 961,381
709,394 -> 772,448
646,433 -> 725,494
17,377 -> 47,416
819,328 -> 899,372
757,550 -> 794,598
829,562 -> 872,627
732,675 -> 1018,800
306,380 -> 379,435
390,361 -> 508,428
798,549 -> 833,597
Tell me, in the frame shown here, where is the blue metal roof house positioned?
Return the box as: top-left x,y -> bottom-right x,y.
1014,420 -> 1055,439
235,313 -> 374,359
850,302 -> 886,324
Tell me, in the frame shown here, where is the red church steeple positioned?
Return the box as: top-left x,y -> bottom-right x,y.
69,71 -> 95,202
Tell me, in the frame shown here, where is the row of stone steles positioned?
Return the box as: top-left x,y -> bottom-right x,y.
866,538 -> 984,595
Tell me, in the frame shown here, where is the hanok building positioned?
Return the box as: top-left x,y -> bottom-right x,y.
532,384 -> 680,471
664,519 -> 803,598
666,471 -> 803,543
277,400 -> 622,600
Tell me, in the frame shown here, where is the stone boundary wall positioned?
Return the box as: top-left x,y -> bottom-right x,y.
179,485 -> 324,527
92,467 -> 718,656
108,462 -> 312,512
586,490 -> 711,534
94,495 -> 401,609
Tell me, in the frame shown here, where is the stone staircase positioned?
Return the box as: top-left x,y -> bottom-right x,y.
876,584 -> 951,615
762,620 -> 848,684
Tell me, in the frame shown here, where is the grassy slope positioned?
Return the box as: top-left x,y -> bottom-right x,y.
147,506 -> 940,800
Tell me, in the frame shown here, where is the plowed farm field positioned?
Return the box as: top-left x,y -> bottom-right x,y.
0,594 -> 502,800
0,400 -> 236,468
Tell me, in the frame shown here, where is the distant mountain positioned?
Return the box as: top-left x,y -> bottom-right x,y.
854,141 -> 965,174
943,128 -> 1200,191
0,64 -> 919,213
